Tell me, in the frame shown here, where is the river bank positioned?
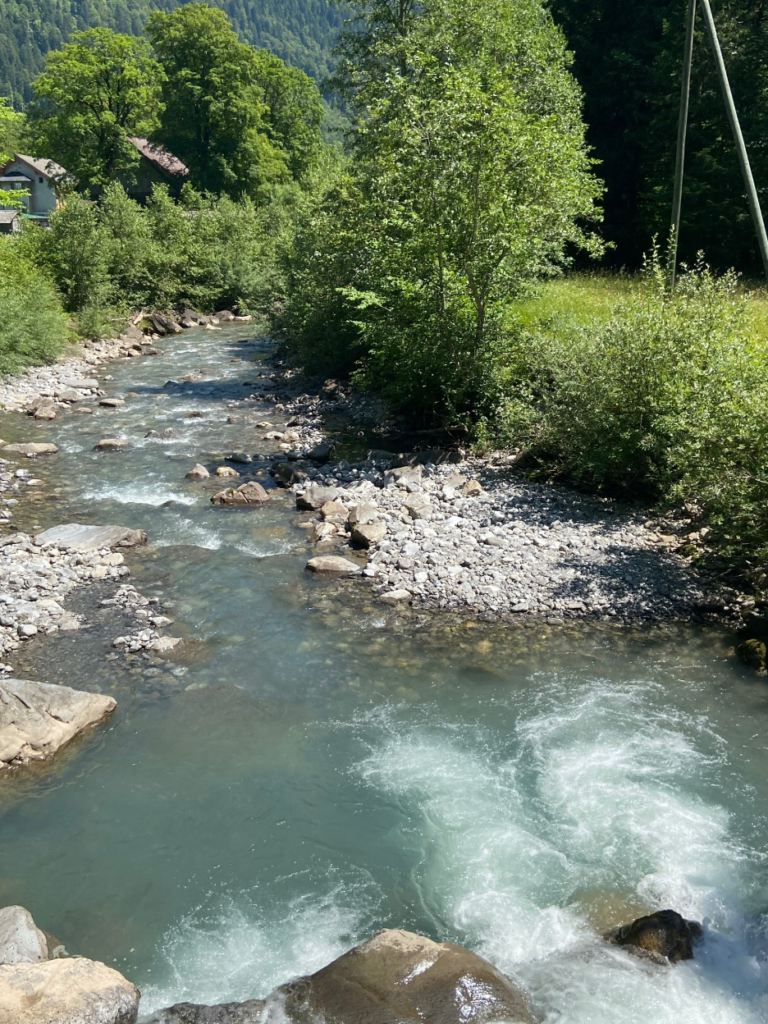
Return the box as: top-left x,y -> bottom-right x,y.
0,322 -> 765,1024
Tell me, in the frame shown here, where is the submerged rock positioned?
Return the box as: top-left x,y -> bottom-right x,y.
608,909 -> 702,963
276,928 -> 534,1023
737,638 -> 767,671
93,438 -> 131,452
0,956 -> 139,1024
0,678 -> 116,770
185,464 -> 210,480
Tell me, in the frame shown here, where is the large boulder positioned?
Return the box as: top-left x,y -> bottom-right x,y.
93,438 -> 131,452
351,521 -> 387,548
35,524 -> 147,552
272,462 -> 308,487
0,678 -> 116,770
296,484 -> 339,511
151,313 -> 182,336
145,999 -> 265,1024
306,556 -> 361,576
0,957 -> 139,1024
275,929 -> 534,1024
211,482 -> 269,505
608,909 -> 703,963
29,397 -> 57,421
0,906 -> 49,965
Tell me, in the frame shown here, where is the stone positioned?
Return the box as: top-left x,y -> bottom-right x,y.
404,496 -> 432,520
306,556 -> 361,575
367,449 -> 396,465
61,378 -> 99,390
608,909 -> 703,963
0,678 -> 116,770
272,462 -> 308,487
99,398 -> 125,408
379,590 -> 412,604
384,465 -> 424,488
462,479 -> 483,497
320,500 -> 347,519
306,442 -> 334,463
150,637 -> 182,654
145,1000 -> 265,1024
55,389 -> 82,403
35,525 -> 147,552
0,956 -> 139,1024
351,522 -> 387,548
215,466 -> 239,478
275,928 -> 535,1024
0,907 -> 49,965
348,504 -> 380,526
93,438 -> 131,452
185,464 -> 210,480
151,313 -> 182,336
737,638 -> 767,670
29,397 -> 57,420
297,484 -> 340,511
211,481 -> 269,505
1,442 -> 58,457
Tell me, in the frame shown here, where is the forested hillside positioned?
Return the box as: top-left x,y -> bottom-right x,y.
0,0 -> 344,102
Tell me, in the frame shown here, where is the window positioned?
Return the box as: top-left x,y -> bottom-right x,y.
39,177 -> 43,184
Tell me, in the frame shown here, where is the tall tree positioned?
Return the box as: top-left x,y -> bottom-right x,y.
286,0 -> 602,416
147,3 -> 295,200
26,27 -> 163,187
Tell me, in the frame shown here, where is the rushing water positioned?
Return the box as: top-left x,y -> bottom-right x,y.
0,326 -> 767,1023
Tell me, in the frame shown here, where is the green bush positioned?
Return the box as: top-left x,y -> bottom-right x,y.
0,237 -> 69,374
504,252 -> 768,557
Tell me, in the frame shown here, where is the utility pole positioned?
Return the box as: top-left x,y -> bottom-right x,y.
670,0 -> 696,288
670,0 -> 768,283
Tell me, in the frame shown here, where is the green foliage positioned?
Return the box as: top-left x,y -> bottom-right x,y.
26,28 -> 163,188
283,0 -> 602,418
0,94 -> 24,159
0,0 -> 346,105
497,257 -> 768,557
147,4 -> 323,200
0,235 -> 69,372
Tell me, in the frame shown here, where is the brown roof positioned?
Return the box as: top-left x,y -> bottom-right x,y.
7,154 -> 67,181
127,137 -> 188,178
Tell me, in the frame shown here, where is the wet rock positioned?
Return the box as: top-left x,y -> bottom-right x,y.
151,313 -> 182,336
0,906 -> 49,964
145,1000 -> 264,1024
99,397 -> 125,409
737,638 -> 767,670
61,377 -> 99,390
367,449 -> 396,465
297,484 -> 340,511
0,678 -> 116,770
55,388 -> 82,403
211,481 -> 269,505
275,928 -> 535,1024
150,636 -> 183,654
306,441 -> 335,463
35,525 -> 147,551
272,462 -> 308,487
2,442 -> 58,456
0,956 -> 139,1024
185,464 -> 210,480
379,590 -> 412,604
226,452 -> 252,465
215,466 -> 239,478
93,438 -> 131,452
609,909 -> 703,963
351,522 -> 387,548
306,556 -> 361,575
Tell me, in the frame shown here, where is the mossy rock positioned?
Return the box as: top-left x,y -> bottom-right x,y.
737,638 -> 767,671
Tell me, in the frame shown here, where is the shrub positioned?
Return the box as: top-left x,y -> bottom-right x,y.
0,237 -> 69,374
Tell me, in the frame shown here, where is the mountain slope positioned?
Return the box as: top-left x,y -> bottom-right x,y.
0,0 -> 345,103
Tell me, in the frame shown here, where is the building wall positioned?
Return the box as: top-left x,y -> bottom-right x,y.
3,160 -> 58,214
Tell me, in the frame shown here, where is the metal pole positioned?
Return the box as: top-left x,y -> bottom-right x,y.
699,0 -> 768,280
670,0 -> 696,287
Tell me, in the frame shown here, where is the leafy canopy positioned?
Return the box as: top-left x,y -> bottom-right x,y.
26,27 -> 163,188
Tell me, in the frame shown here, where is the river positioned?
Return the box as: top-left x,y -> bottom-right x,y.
0,325 -> 766,1023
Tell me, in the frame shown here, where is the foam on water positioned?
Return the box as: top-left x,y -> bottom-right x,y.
80,482 -> 196,507
355,678 -> 768,1022
139,882 -> 376,1018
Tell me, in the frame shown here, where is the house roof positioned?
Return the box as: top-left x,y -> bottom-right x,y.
0,210 -> 20,224
6,154 -> 67,181
127,137 -> 188,178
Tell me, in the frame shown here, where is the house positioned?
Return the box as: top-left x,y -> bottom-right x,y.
0,154 -> 67,223
122,137 -> 189,202
0,209 -> 20,235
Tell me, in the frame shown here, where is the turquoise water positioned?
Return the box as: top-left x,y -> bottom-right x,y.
0,327 -> 767,1023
